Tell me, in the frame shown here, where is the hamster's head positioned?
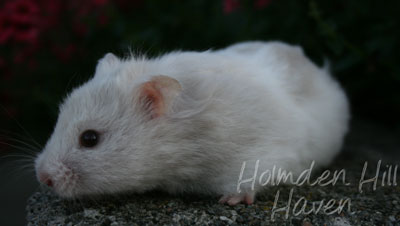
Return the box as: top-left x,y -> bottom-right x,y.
34,53 -> 183,198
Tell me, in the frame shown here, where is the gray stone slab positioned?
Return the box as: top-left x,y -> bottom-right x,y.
26,121 -> 400,225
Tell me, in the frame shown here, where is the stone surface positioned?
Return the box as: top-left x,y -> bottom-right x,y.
26,121 -> 400,225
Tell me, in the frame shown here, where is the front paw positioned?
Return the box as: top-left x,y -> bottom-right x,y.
218,192 -> 255,206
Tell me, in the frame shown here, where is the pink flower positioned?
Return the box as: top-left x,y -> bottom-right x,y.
254,0 -> 273,9
13,26 -> 39,43
223,0 -> 240,14
42,0 -> 62,15
93,0 -> 108,7
5,0 -> 39,24
222,0 -> 274,13
40,0 -> 62,27
0,11 -> 14,44
0,0 -> 41,44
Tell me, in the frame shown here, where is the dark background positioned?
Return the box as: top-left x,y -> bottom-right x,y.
1,0 -> 399,225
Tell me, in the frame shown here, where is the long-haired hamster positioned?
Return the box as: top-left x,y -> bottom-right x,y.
35,41 -> 349,205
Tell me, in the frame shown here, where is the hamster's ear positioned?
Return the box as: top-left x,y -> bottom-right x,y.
94,53 -> 120,76
137,75 -> 182,119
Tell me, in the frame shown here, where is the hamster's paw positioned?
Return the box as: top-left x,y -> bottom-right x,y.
218,192 -> 255,206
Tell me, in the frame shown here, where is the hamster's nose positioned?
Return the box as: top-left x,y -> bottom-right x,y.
38,172 -> 53,187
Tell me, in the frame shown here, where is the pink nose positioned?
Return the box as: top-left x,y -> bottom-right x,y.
38,172 -> 53,187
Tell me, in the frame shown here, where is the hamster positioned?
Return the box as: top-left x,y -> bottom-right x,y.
34,41 -> 349,205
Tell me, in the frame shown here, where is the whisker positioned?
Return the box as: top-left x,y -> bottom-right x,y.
0,153 -> 36,163
0,104 -> 43,150
2,160 -> 35,169
0,154 -> 35,162
0,130 -> 43,149
0,135 -> 41,152
2,156 -> 35,167
19,164 -> 36,171
0,142 -> 37,157
9,165 -> 35,176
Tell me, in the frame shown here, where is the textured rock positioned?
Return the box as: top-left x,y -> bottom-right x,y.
26,121 -> 400,225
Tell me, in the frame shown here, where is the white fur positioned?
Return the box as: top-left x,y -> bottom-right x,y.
35,41 -> 349,201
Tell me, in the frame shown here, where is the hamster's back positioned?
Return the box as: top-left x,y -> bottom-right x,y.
220,41 -> 350,167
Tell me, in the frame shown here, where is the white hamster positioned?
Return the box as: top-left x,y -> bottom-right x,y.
35,41 -> 349,205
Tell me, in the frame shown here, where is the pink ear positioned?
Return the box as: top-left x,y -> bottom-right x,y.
138,75 -> 182,119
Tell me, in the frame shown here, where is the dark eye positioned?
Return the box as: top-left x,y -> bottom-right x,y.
79,130 -> 99,148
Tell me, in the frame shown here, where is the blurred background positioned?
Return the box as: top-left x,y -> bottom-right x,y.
0,0 -> 399,225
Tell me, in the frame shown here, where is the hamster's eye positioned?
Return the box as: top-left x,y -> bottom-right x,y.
79,130 -> 99,148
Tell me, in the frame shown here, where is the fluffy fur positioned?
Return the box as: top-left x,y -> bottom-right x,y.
35,41 -> 349,204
